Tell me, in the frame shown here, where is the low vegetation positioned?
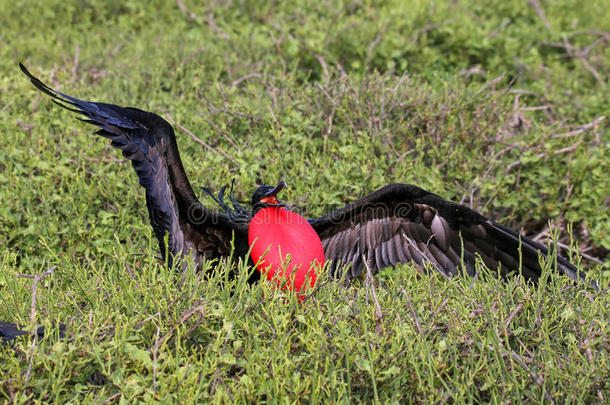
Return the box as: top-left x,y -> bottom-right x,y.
1,0 -> 608,402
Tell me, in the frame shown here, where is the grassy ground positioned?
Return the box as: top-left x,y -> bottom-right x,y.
1,0 -> 608,402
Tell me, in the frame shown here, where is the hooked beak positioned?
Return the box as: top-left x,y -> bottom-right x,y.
260,180 -> 287,205
263,180 -> 287,198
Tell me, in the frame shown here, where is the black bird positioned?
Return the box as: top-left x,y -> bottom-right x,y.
20,64 -> 595,288
0,322 -> 29,343
0,322 -> 66,344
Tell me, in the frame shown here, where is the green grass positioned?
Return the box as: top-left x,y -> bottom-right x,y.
1,0 -> 608,402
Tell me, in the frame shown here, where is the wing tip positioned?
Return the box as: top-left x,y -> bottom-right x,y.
19,63 -> 100,122
481,220 -> 598,290
19,62 -> 29,75
19,62 -> 44,88
19,62 -> 65,101
557,257 -> 599,290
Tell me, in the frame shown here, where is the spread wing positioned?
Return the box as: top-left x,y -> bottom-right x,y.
21,64 -> 247,268
310,184 -> 594,287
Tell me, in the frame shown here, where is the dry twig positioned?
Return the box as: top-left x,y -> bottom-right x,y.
399,286 -> 422,334
164,113 -> 238,165
15,266 -> 56,383
527,0 -> 551,31
362,256 -> 383,334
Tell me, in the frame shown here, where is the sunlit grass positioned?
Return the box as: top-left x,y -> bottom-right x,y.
1,0 -> 608,402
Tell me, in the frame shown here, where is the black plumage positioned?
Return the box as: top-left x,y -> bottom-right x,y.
21,63 -> 250,272
309,184 -> 590,285
0,322 -> 66,344
20,64 -> 595,289
0,322 -> 28,342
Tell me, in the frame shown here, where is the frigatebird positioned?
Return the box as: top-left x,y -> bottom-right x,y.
20,64 -> 595,289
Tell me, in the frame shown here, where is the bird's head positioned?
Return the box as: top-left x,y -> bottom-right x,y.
251,180 -> 288,211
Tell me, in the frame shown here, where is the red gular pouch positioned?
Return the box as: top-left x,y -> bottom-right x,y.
248,206 -> 325,300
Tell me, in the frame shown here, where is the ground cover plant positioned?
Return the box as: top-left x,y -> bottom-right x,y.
1,0 -> 608,402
